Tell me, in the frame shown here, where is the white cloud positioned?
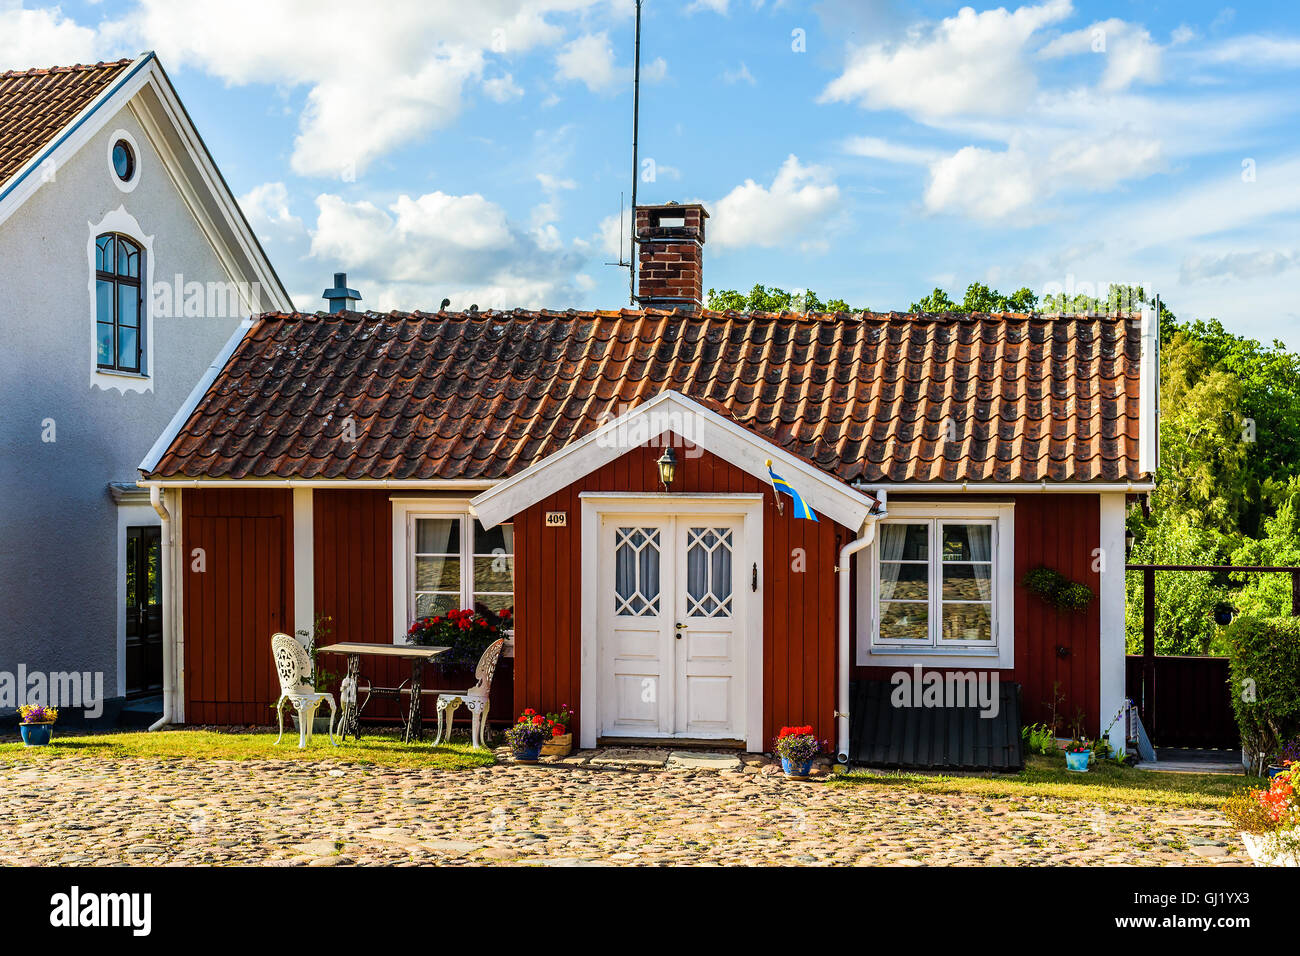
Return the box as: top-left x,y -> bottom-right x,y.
239,181 -> 304,238
722,62 -> 755,85
1039,19 -> 1161,92
0,2 -> 120,69
1180,249 -> 1300,284
308,190 -> 584,309
688,0 -> 729,13
554,31 -> 662,93
819,0 -> 1073,118
843,135 -> 942,165
130,0 -> 601,178
555,32 -> 620,93
708,155 -> 840,249
483,72 -> 524,102
1201,35 -> 1300,68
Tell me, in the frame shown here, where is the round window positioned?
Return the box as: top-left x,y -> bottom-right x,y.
111,140 -> 135,182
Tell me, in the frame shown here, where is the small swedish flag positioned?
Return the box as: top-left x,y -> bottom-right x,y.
765,459 -> 818,521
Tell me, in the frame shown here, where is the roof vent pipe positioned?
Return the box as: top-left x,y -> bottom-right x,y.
322,272 -> 362,313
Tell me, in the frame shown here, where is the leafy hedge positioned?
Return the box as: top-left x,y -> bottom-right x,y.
1226,615 -> 1300,768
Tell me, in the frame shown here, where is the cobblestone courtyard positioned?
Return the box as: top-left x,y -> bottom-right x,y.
0,755 -> 1248,866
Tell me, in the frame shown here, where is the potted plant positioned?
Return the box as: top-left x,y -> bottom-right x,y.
1064,738 -> 1092,772
407,607 -> 510,667
540,704 -> 574,757
1269,739 -> 1300,778
1223,764 -> 1298,866
18,704 -> 58,746
504,709 -> 552,763
774,725 -> 824,780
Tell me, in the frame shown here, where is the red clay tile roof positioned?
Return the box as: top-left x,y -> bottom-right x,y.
146,309 -> 1144,484
0,59 -> 133,188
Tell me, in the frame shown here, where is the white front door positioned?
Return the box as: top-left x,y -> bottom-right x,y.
598,515 -> 745,741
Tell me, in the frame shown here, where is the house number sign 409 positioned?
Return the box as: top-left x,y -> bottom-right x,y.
545,512 -> 567,527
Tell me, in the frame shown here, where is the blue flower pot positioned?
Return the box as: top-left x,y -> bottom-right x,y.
512,742 -> 542,763
1065,750 -> 1091,772
1267,765 -> 1287,779
20,723 -> 54,746
781,756 -> 813,779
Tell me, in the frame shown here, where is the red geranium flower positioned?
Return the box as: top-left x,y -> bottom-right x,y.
551,724 -> 566,737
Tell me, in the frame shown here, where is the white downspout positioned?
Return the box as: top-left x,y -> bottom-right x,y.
836,502 -> 883,763
148,485 -> 173,732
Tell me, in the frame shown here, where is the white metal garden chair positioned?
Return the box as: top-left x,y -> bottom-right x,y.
271,632 -> 338,749
430,638 -> 506,749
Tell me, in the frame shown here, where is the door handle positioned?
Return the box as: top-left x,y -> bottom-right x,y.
675,622 -> 685,639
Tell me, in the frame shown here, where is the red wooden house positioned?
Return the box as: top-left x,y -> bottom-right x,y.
137,202 -> 1158,763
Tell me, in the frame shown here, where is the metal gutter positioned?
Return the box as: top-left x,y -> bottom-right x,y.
855,481 -> 1154,494
138,478 -> 501,490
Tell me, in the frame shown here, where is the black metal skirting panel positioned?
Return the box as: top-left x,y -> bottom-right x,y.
849,679 -> 1024,772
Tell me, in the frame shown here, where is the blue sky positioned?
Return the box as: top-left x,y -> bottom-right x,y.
6,0 -> 1299,343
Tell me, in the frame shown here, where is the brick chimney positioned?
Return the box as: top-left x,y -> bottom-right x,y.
635,202 -> 708,311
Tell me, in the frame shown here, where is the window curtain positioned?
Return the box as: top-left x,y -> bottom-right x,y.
878,524 -> 908,600
967,525 -> 992,601
501,523 -> 515,591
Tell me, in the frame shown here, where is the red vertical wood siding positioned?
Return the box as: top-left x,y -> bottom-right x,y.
852,493 -> 1103,732
181,488 -> 293,725
512,436 -> 846,745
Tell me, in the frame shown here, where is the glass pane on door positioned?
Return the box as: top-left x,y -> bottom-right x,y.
685,527 -> 733,617
614,527 -> 661,616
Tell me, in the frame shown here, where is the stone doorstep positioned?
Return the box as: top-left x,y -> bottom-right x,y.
496,745 -> 836,776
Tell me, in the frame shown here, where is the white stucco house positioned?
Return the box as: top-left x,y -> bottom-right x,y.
0,52 -> 291,723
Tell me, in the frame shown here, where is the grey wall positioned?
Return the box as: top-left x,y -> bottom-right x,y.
0,104 -> 247,701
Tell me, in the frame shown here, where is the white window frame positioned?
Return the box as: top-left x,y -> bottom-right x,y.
857,501 -> 1015,669
390,499 -> 514,647
88,205 -> 155,394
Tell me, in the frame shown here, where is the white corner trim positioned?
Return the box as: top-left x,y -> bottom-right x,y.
88,206 -> 155,394
471,389 -> 875,530
292,489 -> 315,639
1138,307 -> 1160,476
138,317 -> 253,473
855,500 -> 1016,669
106,127 -> 141,193
1099,493 -> 1127,750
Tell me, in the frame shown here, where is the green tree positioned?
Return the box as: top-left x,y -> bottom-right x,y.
705,284 -> 862,313
1125,509 -> 1231,655
909,281 -> 1037,313
1230,477 -> 1300,618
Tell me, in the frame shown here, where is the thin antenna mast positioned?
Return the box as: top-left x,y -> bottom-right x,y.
629,0 -> 643,305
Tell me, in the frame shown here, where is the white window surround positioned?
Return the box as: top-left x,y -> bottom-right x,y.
856,501 -> 1015,669
107,127 -> 142,193
88,205 -> 154,394
390,498 -> 514,652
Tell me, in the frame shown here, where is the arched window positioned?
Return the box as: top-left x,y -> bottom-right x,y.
95,233 -> 143,373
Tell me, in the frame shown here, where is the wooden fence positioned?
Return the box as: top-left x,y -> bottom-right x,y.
1124,654 -> 1238,748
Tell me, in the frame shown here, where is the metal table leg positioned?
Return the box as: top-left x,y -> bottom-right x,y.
404,659 -> 424,743
341,653 -> 362,740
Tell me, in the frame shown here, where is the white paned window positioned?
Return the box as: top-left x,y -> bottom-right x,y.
394,501 -> 513,641
858,502 -> 1014,667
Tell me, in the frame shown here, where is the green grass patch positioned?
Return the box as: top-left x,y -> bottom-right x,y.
0,728 -> 495,771
829,753 -> 1251,809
